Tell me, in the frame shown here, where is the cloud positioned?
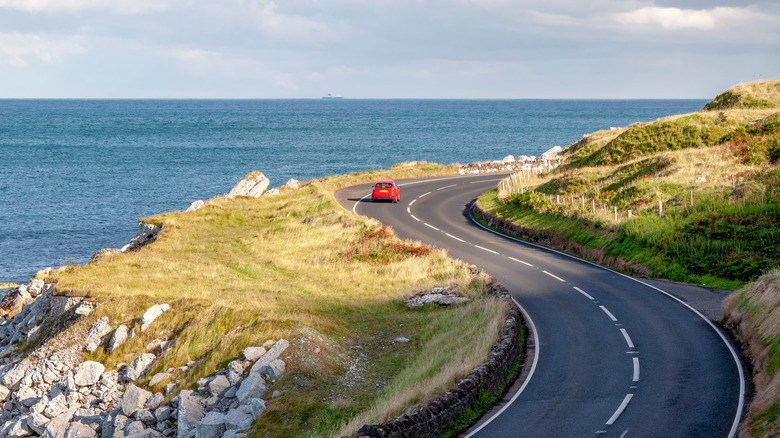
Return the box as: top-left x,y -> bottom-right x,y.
246,0 -> 334,44
0,32 -> 84,66
0,0 -> 166,14
612,6 -> 758,30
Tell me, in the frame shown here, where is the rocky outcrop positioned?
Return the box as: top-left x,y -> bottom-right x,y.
122,223 -> 162,252
404,284 -> 470,308
90,248 -> 122,264
346,278 -> 522,438
185,200 -> 204,212
227,171 -> 270,198
459,154 -> 562,175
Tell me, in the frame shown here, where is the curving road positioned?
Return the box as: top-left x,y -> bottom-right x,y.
336,174 -> 745,438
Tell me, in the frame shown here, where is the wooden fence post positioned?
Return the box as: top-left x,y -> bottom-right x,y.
592,199 -> 595,213
614,206 -> 617,221
659,200 -> 663,218
628,210 -> 632,219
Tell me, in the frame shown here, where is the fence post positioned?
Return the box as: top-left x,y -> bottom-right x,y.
614,206 -> 617,221
592,199 -> 595,213
690,190 -> 693,206
732,175 -> 735,190
581,196 -> 585,208
659,200 -> 663,218
556,194 -> 559,204
628,210 -> 632,219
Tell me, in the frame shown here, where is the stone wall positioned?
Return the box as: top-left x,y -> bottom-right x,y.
345,279 -> 523,438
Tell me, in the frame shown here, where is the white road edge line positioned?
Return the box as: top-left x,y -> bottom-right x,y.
410,215 -> 420,221
406,207 -> 411,214
419,191 -> 431,198
424,223 -> 439,231
633,357 -> 640,382
573,286 -> 595,300
620,328 -> 635,349
446,233 -> 466,243
470,179 -> 502,183
437,184 -> 457,190
542,270 -> 565,282
600,306 -> 618,322
462,298 -> 539,438
475,245 -> 498,254
409,199 -> 416,206
467,204 -> 745,438
606,394 -> 633,425
508,257 -> 533,267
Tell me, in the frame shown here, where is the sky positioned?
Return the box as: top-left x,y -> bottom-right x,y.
0,0 -> 778,99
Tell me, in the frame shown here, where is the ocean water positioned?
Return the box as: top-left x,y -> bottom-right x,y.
0,99 -> 707,284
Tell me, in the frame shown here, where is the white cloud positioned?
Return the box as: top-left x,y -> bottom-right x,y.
0,0 -> 166,14
612,6 -> 758,30
246,0 -> 334,44
0,32 -> 84,66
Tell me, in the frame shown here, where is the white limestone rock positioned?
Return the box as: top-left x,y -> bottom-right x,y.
185,200 -> 204,212
250,398 -> 266,418
540,145 -> 563,160
242,347 -> 265,362
208,375 -> 231,397
196,412 -> 226,438
255,359 -> 285,382
126,354 -> 156,382
249,339 -> 289,374
140,304 -> 170,332
74,361 -> 105,387
283,179 -> 299,189
84,317 -> 112,351
176,390 -> 204,438
109,324 -> 129,353
123,222 -> 162,252
121,384 -> 152,417
227,171 -> 270,198
0,384 -> 10,401
148,372 -> 170,388
224,405 -> 254,430
65,421 -> 96,438
236,372 -> 267,404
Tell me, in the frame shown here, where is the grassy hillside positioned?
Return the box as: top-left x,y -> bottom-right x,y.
40,163 -> 511,437
482,80 -> 780,289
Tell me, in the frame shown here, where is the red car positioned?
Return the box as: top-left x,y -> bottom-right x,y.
371,180 -> 401,203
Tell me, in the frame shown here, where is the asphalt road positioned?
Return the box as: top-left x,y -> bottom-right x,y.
335,174 -> 746,438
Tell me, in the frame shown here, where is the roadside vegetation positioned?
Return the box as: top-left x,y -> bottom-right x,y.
483,80 -> 780,290
41,162 -> 511,437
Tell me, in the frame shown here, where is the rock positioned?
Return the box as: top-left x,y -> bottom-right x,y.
394,337 -> 410,343
7,416 -> 33,438
140,305 -> 169,332
249,398 -> 265,418
176,390 -> 204,438
226,371 -> 242,386
223,387 -> 237,399
264,188 -> 280,196
65,421 -> 96,438
26,411 -> 48,435
271,390 -> 281,398
0,286 -> 34,319
438,296 -> 469,306
109,324 -> 129,353
2,358 -> 31,389
695,176 -> 707,183
125,430 -> 163,438
28,279 -> 45,297
501,155 -> 515,163
16,384 -> 39,407
224,405 -> 254,430
125,354 -> 156,382
164,382 -> 177,397
196,412 -> 226,438
44,392 -> 71,419
145,393 -> 164,411
208,375 -> 230,397
136,409 -> 156,426
283,179 -> 299,189
90,248 -> 122,264
43,414 -> 71,438
540,145 -> 563,160
75,361 -> 105,387
125,420 -> 145,435
123,223 -> 162,252
255,359 -> 284,382
0,384 -> 10,401
249,340 -> 289,374
227,171 -> 270,198
242,347 -> 265,362
84,317 -> 112,349
121,384 -> 152,417
185,200 -> 204,212
153,406 -> 172,423
227,360 -> 245,375
236,372 -> 267,404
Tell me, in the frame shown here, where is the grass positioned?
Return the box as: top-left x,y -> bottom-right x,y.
37,162 -> 512,437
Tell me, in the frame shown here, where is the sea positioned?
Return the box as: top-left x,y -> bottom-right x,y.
0,99 -> 708,285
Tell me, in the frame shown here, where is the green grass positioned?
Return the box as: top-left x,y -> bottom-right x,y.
38,163 -> 513,437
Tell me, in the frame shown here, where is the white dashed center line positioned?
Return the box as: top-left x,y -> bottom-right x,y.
475,245 -> 499,254
437,184 -> 457,190
606,394 -> 633,425
446,233 -> 466,243
633,357 -> 640,382
410,215 -> 420,221
508,257 -> 533,267
573,286 -> 595,300
620,328 -> 635,349
542,270 -> 565,282
424,223 -> 439,231
419,191 -> 431,198
599,306 -> 618,322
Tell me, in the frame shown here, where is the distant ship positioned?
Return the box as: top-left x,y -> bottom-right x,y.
322,93 -> 344,100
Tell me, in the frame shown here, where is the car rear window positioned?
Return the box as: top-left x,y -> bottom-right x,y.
376,183 -> 393,188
